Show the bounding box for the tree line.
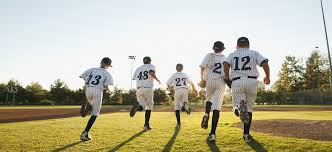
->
[1,50,331,105]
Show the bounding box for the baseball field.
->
[0,105,331,152]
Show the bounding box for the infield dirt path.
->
[0,106,331,123]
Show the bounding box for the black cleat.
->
[201,115,209,129]
[239,100,250,124]
[130,102,142,117]
[144,124,152,131]
[80,102,92,117]
[243,134,252,143]
[207,134,216,142]
[183,102,191,115]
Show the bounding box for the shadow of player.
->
[207,140,221,152]
[246,137,268,152]
[51,141,83,152]
[162,127,180,152]
[108,130,146,152]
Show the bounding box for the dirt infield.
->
[235,119,332,141]
[1,105,331,123]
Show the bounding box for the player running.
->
[79,57,114,141]
[198,41,227,142]
[130,56,161,131]
[166,63,196,129]
[223,37,270,143]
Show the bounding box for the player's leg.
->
[174,90,182,128]
[81,89,102,141]
[144,88,154,130]
[208,78,225,142]
[243,79,258,142]
[182,89,190,115]
[130,89,144,117]
[201,80,214,129]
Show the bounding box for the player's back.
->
[82,68,112,90]
[133,64,156,88]
[168,72,191,90]
[227,48,266,79]
[201,53,227,80]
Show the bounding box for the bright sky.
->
[0,0,331,90]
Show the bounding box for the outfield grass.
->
[0,111,331,152]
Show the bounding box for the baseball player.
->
[198,41,227,142]
[166,63,196,129]
[79,57,114,141]
[130,56,161,131]
[223,37,270,143]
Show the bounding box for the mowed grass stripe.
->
[0,112,331,152]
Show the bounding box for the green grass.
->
[0,111,332,152]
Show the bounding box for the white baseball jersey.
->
[80,68,114,91]
[80,68,113,116]
[225,48,268,113]
[225,48,268,80]
[166,72,192,90]
[200,53,227,80]
[133,64,156,88]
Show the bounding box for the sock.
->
[210,110,220,135]
[84,116,97,132]
[205,101,212,116]
[145,110,151,125]
[243,112,253,135]
[175,110,181,124]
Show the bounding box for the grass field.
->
[0,111,332,152]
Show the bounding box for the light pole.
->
[128,56,136,89]
[320,0,332,88]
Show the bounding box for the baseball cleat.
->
[183,102,191,115]
[130,102,142,117]
[243,134,252,143]
[176,124,181,129]
[201,115,209,129]
[207,134,216,142]
[234,107,240,117]
[80,102,92,118]
[80,131,92,141]
[144,124,152,131]
[239,100,250,124]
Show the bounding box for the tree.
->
[49,79,71,105]
[303,51,330,90]
[274,56,304,92]
[25,82,48,104]
[122,89,136,105]
[153,88,167,104]
[109,87,124,104]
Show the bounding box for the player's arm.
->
[262,63,270,85]
[223,62,230,80]
[149,70,161,84]
[200,66,205,81]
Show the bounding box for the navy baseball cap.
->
[237,37,249,44]
[143,56,151,63]
[213,41,225,49]
[176,63,183,69]
[101,57,112,66]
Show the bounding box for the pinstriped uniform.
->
[225,48,268,112]
[166,72,192,110]
[133,64,156,110]
[80,68,114,116]
[200,53,227,111]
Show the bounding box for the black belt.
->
[232,76,257,81]
[137,87,152,89]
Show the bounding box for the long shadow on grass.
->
[162,127,180,152]
[108,130,146,152]
[51,141,83,152]
[207,141,221,152]
[246,137,267,152]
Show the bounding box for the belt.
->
[232,76,257,81]
[137,87,152,89]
